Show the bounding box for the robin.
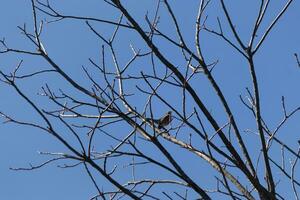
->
[146,111,172,129]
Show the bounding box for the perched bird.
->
[146,111,172,129]
[157,111,172,129]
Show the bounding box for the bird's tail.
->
[145,118,160,124]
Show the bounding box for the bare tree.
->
[0,0,299,199]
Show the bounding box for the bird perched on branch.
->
[146,111,172,129]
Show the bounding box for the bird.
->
[146,111,172,129]
[157,111,172,129]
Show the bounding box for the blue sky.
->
[0,1,300,199]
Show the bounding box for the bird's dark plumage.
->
[157,111,172,129]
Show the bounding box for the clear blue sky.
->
[0,1,300,199]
